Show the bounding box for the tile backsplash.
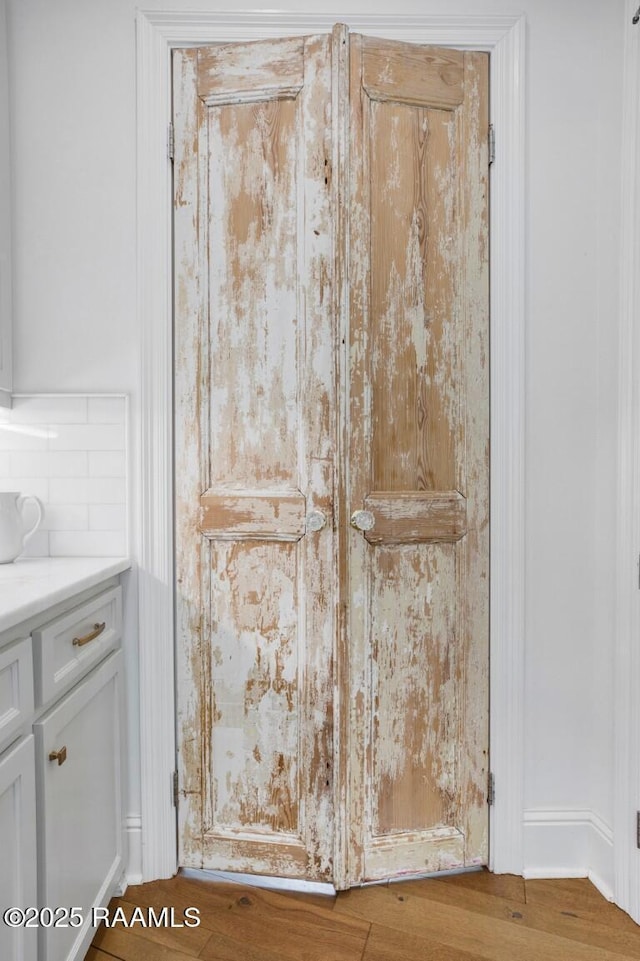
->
[0,394,128,557]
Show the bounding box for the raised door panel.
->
[174,33,336,880]
[0,735,37,961]
[345,35,489,883]
[34,651,123,961]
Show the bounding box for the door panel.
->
[174,34,336,879]
[344,35,489,884]
[369,100,459,495]
[371,543,457,836]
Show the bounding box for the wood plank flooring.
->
[88,870,640,961]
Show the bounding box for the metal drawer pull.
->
[72,621,106,647]
[49,746,67,766]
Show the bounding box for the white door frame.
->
[135,8,526,883]
[615,0,640,925]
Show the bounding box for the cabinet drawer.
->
[0,636,33,754]
[33,586,121,708]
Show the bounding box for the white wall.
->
[5,0,625,884]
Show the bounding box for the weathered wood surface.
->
[175,27,489,889]
[362,35,465,108]
[344,34,489,884]
[199,491,306,541]
[174,44,209,877]
[362,491,467,544]
[198,37,304,104]
[174,32,336,880]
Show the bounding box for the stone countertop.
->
[0,556,131,635]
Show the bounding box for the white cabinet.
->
[0,576,125,961]
[0,0,12,405]
[0,633,37,961]
[0,735,38,961]
[34,650,123,961]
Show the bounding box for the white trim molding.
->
[486,14,526,877]
[523,809,614,902]
[136,9,526,882]
[124,814,143,888]
[615,0,640,925]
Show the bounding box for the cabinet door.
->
[34,651,123,961]
[0,735,37,961]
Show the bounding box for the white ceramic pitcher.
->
[0,491,44,564]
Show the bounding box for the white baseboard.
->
[588,811,615,902]
[125,813,143,887]
[128,807,614,900]
[523,809,613,900]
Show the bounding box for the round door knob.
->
[306,510,327,533]
[350,509,375,532]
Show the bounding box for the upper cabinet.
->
[0,0,12,407]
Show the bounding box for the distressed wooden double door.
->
[174,25,489,889]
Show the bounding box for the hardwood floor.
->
[88,870,640,961]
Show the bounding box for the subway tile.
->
[9,451,50,478]
[48,478,89,504]
[47,451,89,478]
[48,424,125,452]
[0,394,129,558]
[0,478,49,502]
[88,396,127,424]
[89,504,126,532]
[88,451,126,478]
[0,427,48,451]
[49,477,126,505]
[49,531,127,557]
[42,504,89,532]
[88,478,126,504]
[9,395,88,424]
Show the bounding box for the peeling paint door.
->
[173,33,337,880]
[339,35,489,885]
[173,28,489,886]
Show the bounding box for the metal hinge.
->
[636,811,640,848]
[172,769,179,807]
[488,125,495,166]
[487,771,495,806]
[168,122,175,162]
